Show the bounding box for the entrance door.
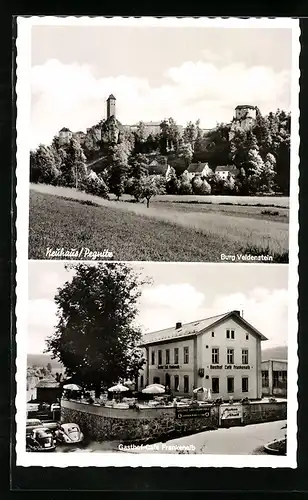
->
[184,375,189,393]
[153,377,160,384]
[165,373,170,389]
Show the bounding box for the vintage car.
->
[26,418,43,435]
[55,423,84,444]
[26,427,57,452]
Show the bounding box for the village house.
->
[215,165,239,181]
[35,377,62,404]
[261,359,287,398]
[148,159,172,179]
[138,310,267,400]
[185,162,212,181]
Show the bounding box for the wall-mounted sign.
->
[176,406,212,419]
[198,368,205,377]
[157,364,180,370]
[219,404,243,422]
[209,365,251,370]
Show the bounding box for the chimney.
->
[233,310,241,317]
[176,322,182,330]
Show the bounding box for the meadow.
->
[29,184,289,262]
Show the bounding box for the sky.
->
[30,25,292,149]
[28,261,288,354]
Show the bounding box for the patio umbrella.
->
[108,384,130,393]
[193,387,207,393]
[146,383,165,389]
[142,384,165,394]
[63,384,82,391]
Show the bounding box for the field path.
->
[30,184,289,254]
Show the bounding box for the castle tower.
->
[58,127,72,146]
[107,94,116,119]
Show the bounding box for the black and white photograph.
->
[18,17,299,263]
[15,17,299,469]
[18,260,294,467]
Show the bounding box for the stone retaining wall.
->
[61,400,218,442]
[242,401,287,425]
[61,399,287,443]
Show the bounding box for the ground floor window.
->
[165,373,170,389]
[140,375,144,388]
[273,370,287,390]
[227,377,234,393]
[153,377,160,384]
[174,375,179,392]
[212,377,219,394]
[262,370,269,387]
[184,375,189,393]
[242,377,249,393]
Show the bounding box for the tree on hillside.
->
[183,121,198,149]
[204,123,231,167]
[45,263,150,397]
[259,152,276,193]
[108,164,127,200]
[230,129,258,168]
[140,175,160,208]
[178,142,193,168]
[192,176,211,195]
[57,138,88,188]
[165,166,180,194]
[81,171,109,198]
[193,120,204,154]
[246,148,265,194]
[159,118,182,153]
[30,145,61,185]
[179,172,193,195]
[106,143,129,199]
[145,133,160,153]
[47,362,52,373]
[128,153,149,179]
[134,121,147,143]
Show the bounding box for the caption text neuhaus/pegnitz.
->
[45,247,113,259]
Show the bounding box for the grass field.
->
[29,184,289,262]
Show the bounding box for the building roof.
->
[139,310,268,346]
[107,94,116,100]
[148,163,169,175]
[35,378,60,389]
[235,105,256,110]
[261,359,288,364]
[187,162,208,173]
[59,127,71,133]
[215,165,239,174]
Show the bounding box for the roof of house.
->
[187,162,208,173]
[139,310,268,346]
[59,127,71,133]
[148,163,169,175]
[235,105,256,110]
[107,94,116,100]
[215,165,239,174]
[35,378,60,389]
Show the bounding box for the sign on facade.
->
[176,406,212,419]
[219,404,243,422]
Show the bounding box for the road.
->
[56,420,286,455]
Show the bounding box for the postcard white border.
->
[16,16,300,468]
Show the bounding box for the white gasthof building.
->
[138,310,268,400]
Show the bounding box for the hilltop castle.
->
[58,96,258,146]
